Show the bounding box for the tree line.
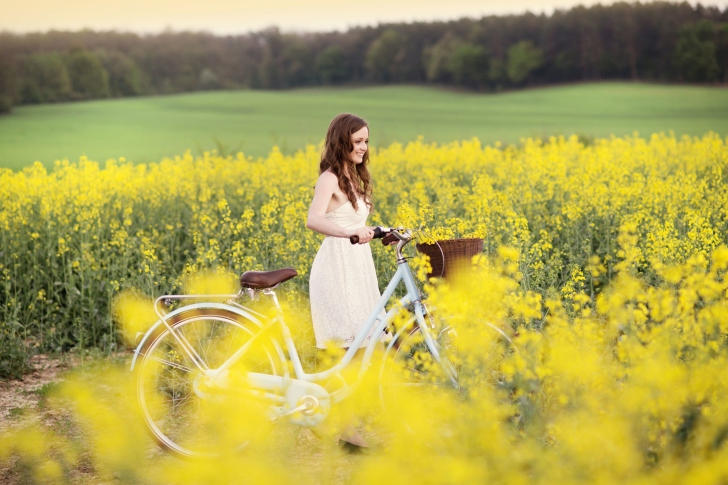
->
[0,1,727,113]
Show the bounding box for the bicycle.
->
[130,227,513,458]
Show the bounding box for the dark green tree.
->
[97,50,144,96]
[716,23,728,83]
[198,68,220,90]
[450,43,489,88]
[0,51,17,113]
[424,33,460,83]
[507,40,544,85]
[65,47,110,99]
[674,20,720,82]
[257,29,284,89]
[18,53,72,104]
[315,45,347,85]
[611,2,640,79]
[365,29,410,83]
[279,37,314,87]
[488,58,507,88]
[257,49,278,89]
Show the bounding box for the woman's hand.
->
[351,226,375,244]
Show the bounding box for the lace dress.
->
[309,198,383,349]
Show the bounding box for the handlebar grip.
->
[350,226,385,244]
[381,233,398,246]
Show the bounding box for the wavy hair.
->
[319,113,373,212]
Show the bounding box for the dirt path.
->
[0,354,364,484]
[0,354,75,432]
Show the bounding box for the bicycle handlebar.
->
[350,226,388,244]
[350,227,412,262]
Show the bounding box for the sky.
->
[2,0,727,35]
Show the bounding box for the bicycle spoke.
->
[386,382,452,388]
[144,354,194,374]
[160,392,196,421]
[380,322,464,433]
[136,311,285,458]
[247,360,269,373]
[190,322,203,362]
[224,326,235,362]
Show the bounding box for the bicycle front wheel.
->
[135,308,287,458]
[379,318,459,418]
[379,314,514,431]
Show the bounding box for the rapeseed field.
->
[2,133,728,483]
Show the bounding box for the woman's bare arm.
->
[306,172,373,243]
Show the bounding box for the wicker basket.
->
[415,238,484,279]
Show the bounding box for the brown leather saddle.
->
[239,268,298,289]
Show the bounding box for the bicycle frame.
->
[281,257,447,392]
[131,232,458,407]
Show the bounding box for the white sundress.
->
[309,198,384,349]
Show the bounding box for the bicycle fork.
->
[409,306,460,388]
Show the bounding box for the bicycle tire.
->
[379,317,458,421]
[135,308,287,458]
[379,313,514,431]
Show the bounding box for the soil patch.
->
[0,354,76,432]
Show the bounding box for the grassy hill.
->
[0,82,727,170]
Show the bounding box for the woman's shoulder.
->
[313,171,341,197]
[317,170,339,187]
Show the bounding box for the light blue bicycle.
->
[131,227,510,458]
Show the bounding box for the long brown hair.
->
[320,113,373,212]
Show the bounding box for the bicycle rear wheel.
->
[135,308,286,458]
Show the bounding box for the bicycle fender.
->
[129,302,265,372]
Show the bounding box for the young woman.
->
[306,113,383,449]
[306,113,383,350]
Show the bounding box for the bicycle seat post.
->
[245,288,261,301]
[262,288,281,309]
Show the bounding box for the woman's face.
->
[349,126,369,164]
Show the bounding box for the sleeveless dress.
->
[309,198,384,349]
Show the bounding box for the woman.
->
[306,113,382,450]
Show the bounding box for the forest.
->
[0,1,727,113]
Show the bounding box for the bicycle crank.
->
[193,370,331,427]
[255,374,330,427]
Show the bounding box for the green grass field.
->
[1,82,727,170]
